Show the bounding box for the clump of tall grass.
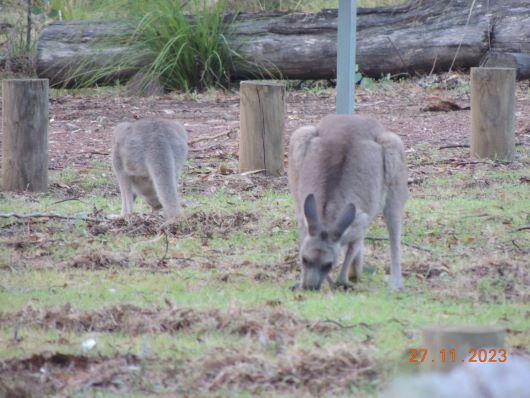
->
[134,0,235,91]
[66,0,243,92]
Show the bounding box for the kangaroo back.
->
[291,115,389,224]
[288,114,407,291]
[111,118,188,220]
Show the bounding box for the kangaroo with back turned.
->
[288,114,408,291]
[111,118,188,221]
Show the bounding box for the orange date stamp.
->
[409,348,508,363]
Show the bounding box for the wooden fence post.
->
[421,325,505,372]
[471,67,516,161]
[239,81,285,176]
[2,79,49,192]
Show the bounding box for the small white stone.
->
[81,338,96,352]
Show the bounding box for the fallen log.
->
[35,0,530,86]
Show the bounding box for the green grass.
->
[1,144,529,396]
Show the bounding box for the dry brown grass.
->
[1,302,342,339]
[0,344,378,396]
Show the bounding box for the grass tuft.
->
[61,0,251,92]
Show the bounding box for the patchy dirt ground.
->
[1,76,529,397]
[0,75,528,171]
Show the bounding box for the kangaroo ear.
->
[331,203,356,242]
[304,194,321,236]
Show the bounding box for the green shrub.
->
[64,0,243,92]
[126,0,237,91]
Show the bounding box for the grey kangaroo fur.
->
[288,114,408,291]
[111,118,188,220]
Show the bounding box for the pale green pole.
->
[336,0,357,114]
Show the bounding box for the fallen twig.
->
[365,236,433,253]
[310,319,372,330]
[439,144,470,150]
[240,169,265,176]
[188,142,226,152]
[189,131,231,145]
[428,53,438,76]
[158,232,169,265]
[49,197,87,206]
[448,0,477,74]
[357,100,385,107]
[438,142,521,150]
[0,221,20,230]
[514,225,530,232]
[411,159,511,168]
[512,240,529,253]
[386,36,407,70]
[0,212,103,222]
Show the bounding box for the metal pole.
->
[336,0,357,114]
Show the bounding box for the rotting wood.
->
[35,0,530,87]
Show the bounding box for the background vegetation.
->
[0,0,406,90]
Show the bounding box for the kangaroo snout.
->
[301,275,324,290]
[301,262,331,290]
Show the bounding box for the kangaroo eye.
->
[322,262,333,273]
[302,257,310,266]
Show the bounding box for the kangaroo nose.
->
[302,268,324,291]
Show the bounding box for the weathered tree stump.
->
[422,325,505,372]
[239,81,285,176]
[2,79,49,192]
[471,67,516,161]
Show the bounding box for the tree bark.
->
[35,0,530,86]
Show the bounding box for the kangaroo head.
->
[299,194,356,290]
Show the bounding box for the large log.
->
[35,0,530,86]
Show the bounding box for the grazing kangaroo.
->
[288,114,408,291]
[111,118,188,221]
